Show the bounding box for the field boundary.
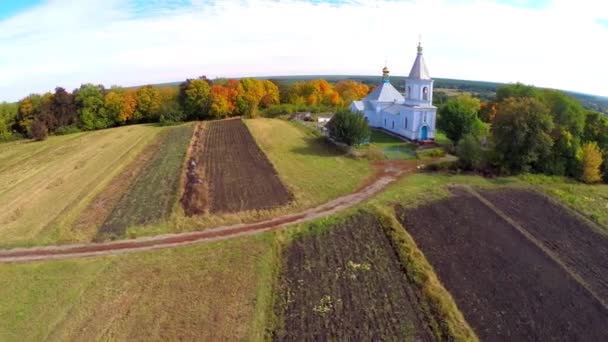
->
[461,185,608,312]
[0,162,415,263]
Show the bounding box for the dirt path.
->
[0,161,417,263]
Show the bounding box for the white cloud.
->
[0,0,606,102]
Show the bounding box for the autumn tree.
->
[492,97,554,173]
[179,79,211,120]
[36,92,58,133]
[16,94,41,135]
[134,85,162,122]
[209,84,238,119]
[335,80,369,105]
[580,142,603,183]
[75,84,107,130]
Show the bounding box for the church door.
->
[420,126,428,140]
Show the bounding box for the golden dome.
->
[382,66,389,74]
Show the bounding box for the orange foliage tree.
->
[335,80,370,105]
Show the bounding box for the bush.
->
[416,147,446,159]
[55,125,82,135]
[326,110,370,146]
[31,120,49,141]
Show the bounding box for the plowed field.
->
[482,189,608,303]
[274,213,433,341]
[397,190,608,341]
[182,119,291,215]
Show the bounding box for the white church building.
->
[350,43,437,141]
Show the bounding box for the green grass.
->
[245,118,372,208]
[97,124,194,240]
[0,234,278,342]
[359,130,417,160]
[0,125,162,248]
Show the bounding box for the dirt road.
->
[0,161,417,263]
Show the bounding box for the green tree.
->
[75,84,107,130]
[327,110,371,146]
[492,97,554,173]
[0,102,18,139]
[179,79,211,120]
[542,89,585,136]
[456,134,483,170]
[437,94,483,143]
[583,111,608,149]
[496,83,540,102]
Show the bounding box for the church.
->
[350,43,437,141]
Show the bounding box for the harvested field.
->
[397,190,608,341]
[97,124,194,240]
[481,189,608,303]
[182,119,291,215]
[274,213,433,341]
[0,125,160,247]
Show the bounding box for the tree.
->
[583,111,608,150]
[335,80,369,105]
[492,97,554,173]
[326,110,371,146]
[134,85,162,122]
[542,89,585,136]
[179,79,211,120]
[437,94,483,143]
[260,80,280,108]
[0,102,18,139]
[52,87,77,127]
[36,92,58,133]
[75,84,107,130]
[496,83,540,102]
[580,142,603,183]
[16,94,41,136]
[236,78,266,117]
[209,84,238,119]
[158,100,185,125]
[457,134,483,170]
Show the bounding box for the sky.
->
[0,0,607,102]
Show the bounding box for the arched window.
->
[407,86,411,99]
[405,117,408,129]
[423,87,429,101]
[384,118,387,127]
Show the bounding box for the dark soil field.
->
[481,189,608,303]
[182,119,291,215]
[396,190,608,341]
[97,124,194,239]
[274,213,433,341]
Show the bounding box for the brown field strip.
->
[397,190,608,341]
[182,119,292,215]
[274,213,434,341]
[480,188,608,304]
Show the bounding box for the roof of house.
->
[408,44,431,80]
[364,82,405,103]
[351,101,364,111]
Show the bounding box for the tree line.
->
[0,77,370,141]
[438,83,608,184]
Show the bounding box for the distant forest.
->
[255,76,608,115]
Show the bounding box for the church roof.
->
[383,104,402,114]
[364,82,404,103]
[351,101,364,111]
[408,43,431,80]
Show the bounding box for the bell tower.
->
[405,42,434,107]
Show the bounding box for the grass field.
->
[246,118,372,208]
[0,234,277,342]
[0,125,162,248]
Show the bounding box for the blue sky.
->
[0,0,606,102]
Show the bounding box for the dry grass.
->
[0,125,162,248]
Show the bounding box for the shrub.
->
[416,147,446,160]
[365,145,385,161]
[31,120,49,141]
[54,125,82,135]
[326,110,370,146]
